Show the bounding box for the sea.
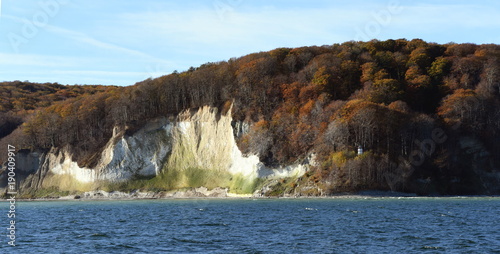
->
[1,197,499,253]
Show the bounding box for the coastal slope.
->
[1,39,500,197]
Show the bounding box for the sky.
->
[1,0,500,86]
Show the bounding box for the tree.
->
[408,47,432,69]
[246,120,273,160]
[477,59,500,96]
[428,57,452,82]
[438,89,482,131]
[367,79,402,104]
[405,65,431,89]
[324,119,349,151]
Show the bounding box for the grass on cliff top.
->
[103,167,262,194]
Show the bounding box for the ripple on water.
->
[8,198,500,253]
[91,233,109,237]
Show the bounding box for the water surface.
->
[2,197,499,253]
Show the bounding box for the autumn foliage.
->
[2,39,500,195]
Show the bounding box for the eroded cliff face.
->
[14,105,310,194]
[166,106,260,178]
[18,117,173,192]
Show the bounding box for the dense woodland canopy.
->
[0,82,114,145]
[2,39,500,194]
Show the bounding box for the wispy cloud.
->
[115,2,500,57]
[2,0,500,86]
[119,8,360,45]
[113,7,368,63]
[44,25,172,65]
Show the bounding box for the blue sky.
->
[1,0,500,86]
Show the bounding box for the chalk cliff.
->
[13,105,310,195]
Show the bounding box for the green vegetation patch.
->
[19,186,75,199]
[265,177,299,197]
[102,168,261,194]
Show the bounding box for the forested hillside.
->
[0,82,115,140]
[2,39,500,195]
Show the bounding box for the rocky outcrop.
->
[70,187,229,199]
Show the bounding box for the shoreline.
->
[3,190,499,202]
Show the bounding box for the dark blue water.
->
[1,197,499,253]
